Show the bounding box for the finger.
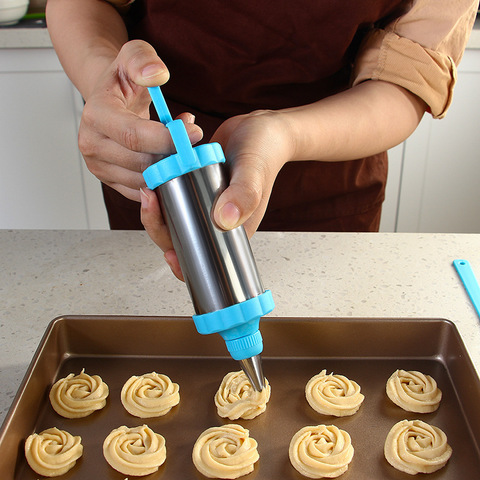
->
[104,181,143,203]
[140,188,174,252]
[118,39,170,87]
[88,159,147,191]
[164,250,184,282]
[82,100,203,158]
[87,103,203,154]
[82,122,202,188]
[176,112,196,124]
[140,188,185,281]
[214,153,271,231]
[80,128,163,172]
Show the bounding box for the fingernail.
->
[189,127,203,144]
[164,252,173,269]
[140,187,149,208]
[141,64,165,79]
[164,250,176,269]
[218,202,241,230]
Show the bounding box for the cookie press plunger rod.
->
[143,86,274,391]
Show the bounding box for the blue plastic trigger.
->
[148,86,173,124]
[166,120,197,171]
[148,86,197,170]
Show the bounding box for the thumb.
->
[213,157,267,232]
[118,39,170,87]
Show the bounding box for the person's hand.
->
[140,109,296,280]
[140,186,185,281]
[78,39,203,202]
[210,110,295,238]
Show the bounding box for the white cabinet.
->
[381,48,480,233]
[0,48,108,229]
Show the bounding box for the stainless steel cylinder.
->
[155,162,264,315]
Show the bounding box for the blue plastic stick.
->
[453,259,480,319]
[148,86,172,125]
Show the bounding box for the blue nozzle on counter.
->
[192,290,274,361]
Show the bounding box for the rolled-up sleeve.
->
[353,0,478,118]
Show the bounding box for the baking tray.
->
[1,316,480,479]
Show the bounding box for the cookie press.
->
[143,86,274,391]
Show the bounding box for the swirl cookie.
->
[121,372,180,418]
[192,424,259,479]
[103,425,166,476]
[386,369,442,413]
[289,425,354,479]
[49,369,109,418]
[25,427,83,477]
[384,419,452,475]
[215,370,271,420]
[305,369,364,417]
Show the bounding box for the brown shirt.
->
[103,0,477,232]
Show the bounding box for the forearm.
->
[46,0,128,99]
[284,80,427,162]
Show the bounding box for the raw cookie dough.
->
[384,419,452,475]
[305,369,364,417]
[215,370,271,420]
[289,425,354,479]
[386,369,442,413]
[192,424,259,479]
[121,372,180,418]
[49,369,109,418]
[103,425,166,476]
[25,427,83,477]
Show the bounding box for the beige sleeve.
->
[353,0,478,118]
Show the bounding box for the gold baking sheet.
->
[1,316,479,479]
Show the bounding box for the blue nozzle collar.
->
[192,290,274,360]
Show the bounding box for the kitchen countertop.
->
[1,230,480,426]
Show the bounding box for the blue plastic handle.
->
[453,259,480,319]
[148,86,172,124]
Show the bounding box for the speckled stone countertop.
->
[1,230,480,425]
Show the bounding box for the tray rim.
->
[1,315,480,478]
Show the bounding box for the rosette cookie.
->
[121,372,180,418]
[49,368,109,418]
[215,370,271,420]
[305,369,364,417]
[103,425,166,476]
[192,424,259,479]
[289,425,354,479]
[25,427,83,477]
[384,419,452,475]
[386,369,442,413]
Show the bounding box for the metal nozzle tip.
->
[239,354,265,392]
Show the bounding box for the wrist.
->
[275,107,313,163]
[249,109,298,169]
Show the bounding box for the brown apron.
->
[103,0,411,232]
